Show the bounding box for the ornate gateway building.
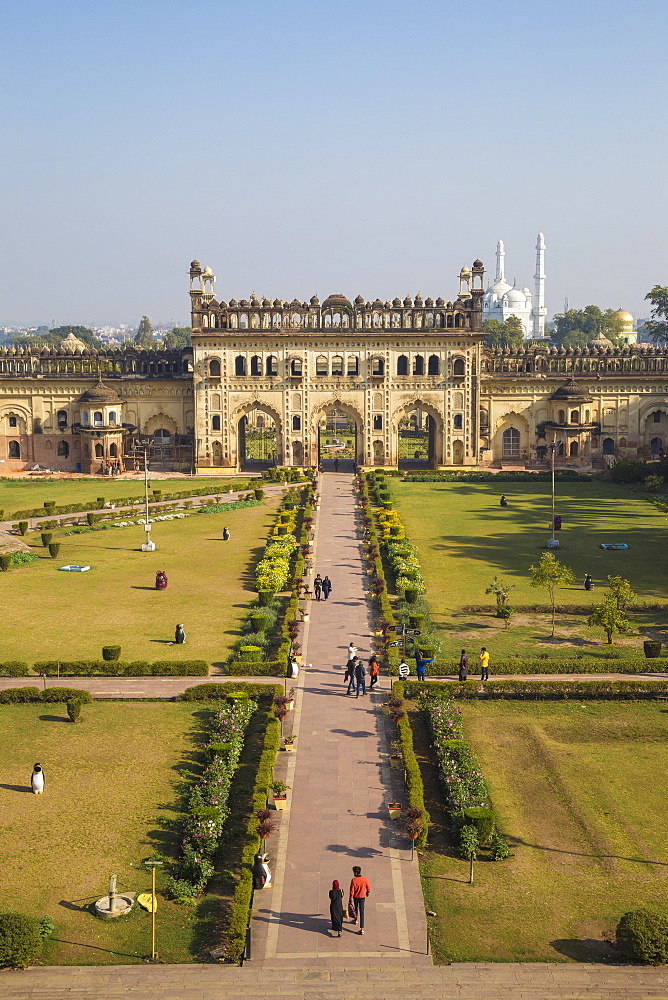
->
[1,258,667,474]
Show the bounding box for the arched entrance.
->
[233,403,283,471]
[394,401,443,468]
[311,401,363,471]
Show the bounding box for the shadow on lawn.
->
[0,783,32,794]
[38,714,70,722]
[507,835,668,866]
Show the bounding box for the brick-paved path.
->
[250,472,431,967]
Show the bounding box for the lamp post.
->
[141,447,156,551]
[144,860,163,961]
[548,435,559,549]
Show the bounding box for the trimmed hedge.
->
[390,656,667,677]
[9,484,259,520]
[616,909,668,964]
[31,660,209,677]
[400,679,668,700]
[394,712,430,848]
[462,603,668,615]
[0,911,44,969]
[180,682,279,701]
[0,662,30,677]
[225,693,282,962]
[0,687,93,704]
[401,470,591,483]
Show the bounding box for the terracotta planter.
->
[388,802,403,821]
[283,742,295,752]
[389,754,403,770]
[273,794,288,810]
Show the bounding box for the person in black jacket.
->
[322,576,332,600]
[458,648,468,681]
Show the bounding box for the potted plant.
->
[255,809,275,839]
[389,740,403,768]
[283,736,296,752]
[388,801,403,821]
[286,688,296,711]
[271,780,290,810]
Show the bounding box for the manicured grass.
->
[0,476,246,519]
[0,499,279,666]
[418,700,668,963]
[390,480,668,659]
[0,702,212,964]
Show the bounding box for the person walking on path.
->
[322,575,332,600]
[346,657,358,695]
[368,653,380,689]
[349,866,371,934]
[346,641,358,669]
[480,646,490,681]
[328,879,344,936]
[458,648,468,681]
[354,657,367,698]
[414,648,434,681]
[314,574,323,601]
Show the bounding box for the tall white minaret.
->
[532,232,546,338]
[496,239,505,283]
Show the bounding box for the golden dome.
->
[615,308,633,324]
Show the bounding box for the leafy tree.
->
[643,285,668,345]
[551,305,626,347]
[459,824,479,885]
[485,575,516,616]
[134,315,155,348]
[12,325,103,350]
[528,552,575,636]
[606,575,637,611]
[587,596,632,644]
[162,326,192,348]
[482,315,525,349]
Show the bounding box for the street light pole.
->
[142,446,156,551]
[548,434,559,549]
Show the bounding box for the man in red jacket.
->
[349,865,371,934]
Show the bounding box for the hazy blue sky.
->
[1,0,666,327]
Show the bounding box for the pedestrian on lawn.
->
[322,576,332,600]
[480,646,490,682]
[458,648,468,682]
[329,879,344,936]
[349,866,371,934]
[414,648,434,681]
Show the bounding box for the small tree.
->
[66,698,82,723]
[606,575,637,611]
[485,576,515,617]
[528,552,575,636]
[460,824,479,885]
[587,597,632,644]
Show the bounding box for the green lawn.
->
[0,476,246,520]
[390,480,668,659]
[0,499,279,666]
[418,700,668,963]
[0,702,212,964]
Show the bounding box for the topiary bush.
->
[0,911,44,968]
[40,532,53,547]
[616,909,668,964]
[0,554,11,572]
[461,806,495,846]
[66,698,82,723]
[18,521,28,536]
[644,640,662,659]
[102,645,121,662]
[48,542,61,559]
[238,645,263,662]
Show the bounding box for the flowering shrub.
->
[425,696,489,813]
[255,532,298,593]
[167,698,256,901]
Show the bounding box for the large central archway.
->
[310,398,364,471]
[393,399,444,468]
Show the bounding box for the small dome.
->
[615,309,633,323]
[310,295,320,306]
[503,287,527,307]
[229,298,238,308]
[403,296,412,307]
[190,259,201,269]
[551,377,592,402]
[588,331,613,350]
[436,297,445,306]
[79,378,122,405]
[460,266,471,276]
[322,293,352,310]
[414,294,424,306]
[393,297,402,307]
[355,295,365,305]
[239,299,249,307]
[274,299,282,308]
[202,266,214,277]
[425,297,434,307]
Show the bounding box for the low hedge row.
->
[31,660,209,677]
[389,656,666,677]
[401,470,591,482]
[462,603,668,615]
[399,679,668,700]
[0,662,30,676]
[221,660,282,676]
[10,484,256,520]
[394,711,430,847]
[225,693,281,962]
[0,687,93,704]
[180,682,279,701]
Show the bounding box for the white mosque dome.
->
[503,287,528,307]
[484,278,511,306]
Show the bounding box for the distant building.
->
[482,234,546,339]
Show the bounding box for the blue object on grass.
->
[599,543,629,550]
[58,564,91,572]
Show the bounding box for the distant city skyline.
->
[1,0,666,327]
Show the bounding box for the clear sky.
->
[1,0,666,327]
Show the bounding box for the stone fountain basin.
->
[94,892,135,919]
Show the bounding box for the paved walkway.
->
[2,961,668,997]
[250,472,431,967]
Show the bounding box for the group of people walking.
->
[313,573,332,601]
[343,641,379,696]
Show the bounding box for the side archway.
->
[491,411,531,464]
[231,400,284,471]
[392,399,444,467]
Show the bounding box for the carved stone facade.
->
[1,261,667,474]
